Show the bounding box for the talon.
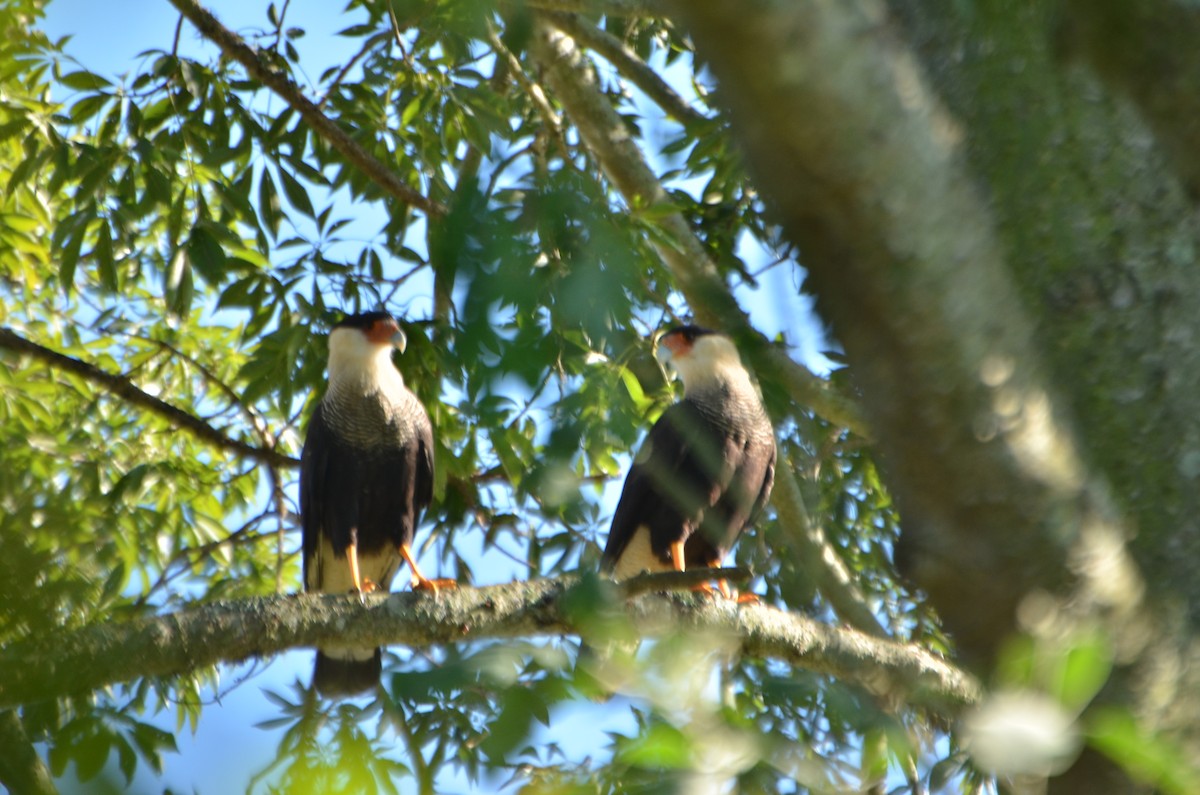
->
[412,577,458,594]
[361,578,378,593]
[734,592,760,604]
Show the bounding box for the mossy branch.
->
[0,575,978,717]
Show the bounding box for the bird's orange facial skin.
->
[366,317,401,345]
[660,330,694,359]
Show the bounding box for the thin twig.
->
[486,21,569,160]
[165,0,446,218]
[319,31,388,109]
[0,326,298,469]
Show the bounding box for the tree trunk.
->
[671,0,1200,789]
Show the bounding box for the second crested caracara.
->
[301,312,454,696]
[601,326,776,597]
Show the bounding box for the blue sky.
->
[36,1,833,791]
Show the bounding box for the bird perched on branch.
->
[301,311,454,696]
[601,325,776,600]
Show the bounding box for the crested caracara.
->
[301,311,454,696]
[601,326,776,598]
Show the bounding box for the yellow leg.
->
[346,542,376,600]
[675,541,718,597]
[347,542,362,591]
[400,543,457,593]
[710,556,758,603]
[670,541,687,572]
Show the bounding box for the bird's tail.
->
[312,648,381,697]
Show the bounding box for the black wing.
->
[686,432,775,566]
[302,404,435,591]
[301,404,364,591]
[355,412,434,556]
[601,401,734,572]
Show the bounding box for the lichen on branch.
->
[0,574,978,716]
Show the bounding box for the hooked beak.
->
[391,328,408,353]
[654,330,678,376]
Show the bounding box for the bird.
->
[300,311,454,696]
[600,325,776,600]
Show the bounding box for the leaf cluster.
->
[0,1,952,792]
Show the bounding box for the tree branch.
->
[544,12,708,127]
[771,457,887,637]
[0,326,298,469]
[529,17,885,637]
[0,576,979,717]
[530,15,870,439]
[616,565,751,597]
[525,0,665,17]
[164,0,446,218]
[1059,0,1200,198]
[666,0,1147,666]
[0,710,56,795]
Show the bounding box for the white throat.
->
[669,335,752,395]
[327,327,406,393]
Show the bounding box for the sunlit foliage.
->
[0,0,970,792]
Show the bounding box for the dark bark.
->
[1059,0,1200,199]
[885,0,1200,626]
[669,0,1127,666]
[668,0,1200,789]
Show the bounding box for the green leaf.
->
[0,212,42,233]
[1088,708,1200,795]
[57,209,92,295]
[258,170,282,238]
[165,246,193,317]
[618,722,693,768]
[68,93,110,124]
[59,70,112,90]
[278,167,315,218]
[131,721,178,774]
[186,224,227,284]
[619,365,652,410]
[94,218,117,291]
[74,730,110,781]
[479,687,546,763]
[400,96,422,127]
[1052,630,1113,711]
[116,735,137,783]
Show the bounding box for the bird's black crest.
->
[663,324,718,342]
[334,311,396,330]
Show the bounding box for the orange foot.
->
[694,581,759,603]
[412,577,458,595]
[346,579,378,604]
